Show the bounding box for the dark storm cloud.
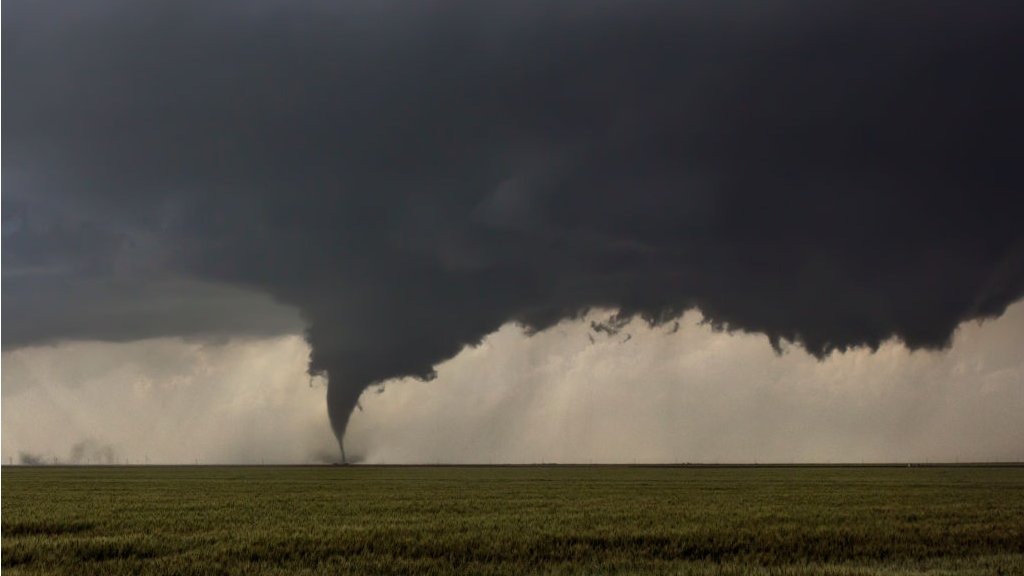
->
[5,0,1023,454]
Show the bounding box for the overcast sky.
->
[4,1,1023,462]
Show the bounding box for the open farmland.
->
[3,465,1023,575]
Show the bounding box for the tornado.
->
[4,1,1023,463]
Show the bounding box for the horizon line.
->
[5,462,1023,468]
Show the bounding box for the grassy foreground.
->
[2,465,1023,575]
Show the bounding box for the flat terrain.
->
[3,465,1023,575]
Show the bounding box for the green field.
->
[2,465,1023,575]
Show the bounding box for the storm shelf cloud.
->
[4,0,1023,459]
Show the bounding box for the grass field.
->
[2,465,1023,575]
